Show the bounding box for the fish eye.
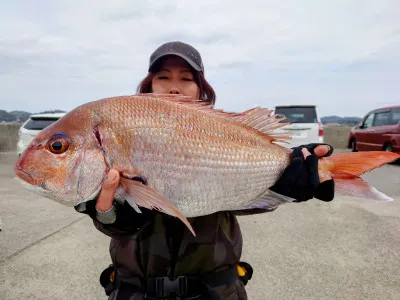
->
[47,134,69,154]
[52,141,63,151]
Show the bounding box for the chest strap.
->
[112,265,239,299]
[101,262,253,299]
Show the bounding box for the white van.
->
[17,113,66,156]
[274,105,324,148]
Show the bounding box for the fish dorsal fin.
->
[135,93,291,143]
[230,107,291,143]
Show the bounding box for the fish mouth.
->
[14,167,42,186]
[14,168,80,207]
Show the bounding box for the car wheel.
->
[384,143,393,152]
[383,143,399,164]
[350,139,357,152]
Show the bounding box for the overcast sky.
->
[0,0,399,117]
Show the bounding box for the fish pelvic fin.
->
[119,177,196,236]
[325,151,400,201]
[136,93,291,144]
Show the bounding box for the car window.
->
[23,118,60,130]
[389,108,400,125]
[362,113,374,128]
[372,111,390,127]
[274,107,317,124]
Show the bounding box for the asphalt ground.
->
[0,151,399,299]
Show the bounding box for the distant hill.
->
[9,110,30,116]
[321,115,362,126]
[0,109,66,124]
[0,110,17,123]
[9,110,32,123]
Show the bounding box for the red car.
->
[348,105,400,154]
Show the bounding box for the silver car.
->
[274,105,324,148]
[17,113,66,156]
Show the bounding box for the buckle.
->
[155,276,188,298]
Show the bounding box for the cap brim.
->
[148,52,203,73]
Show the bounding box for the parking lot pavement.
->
[1,151,400,299]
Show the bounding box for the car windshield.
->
[275,107,318,124]
[23,117,60,130]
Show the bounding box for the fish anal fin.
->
[237,189,295,212]
[119,177,196,236]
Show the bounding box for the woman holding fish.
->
[15,40,398,298]
[76,41,336,299]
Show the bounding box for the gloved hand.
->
[75,170,155,232]
[270,143,335,202]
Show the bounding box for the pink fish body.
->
[14,94,400,235]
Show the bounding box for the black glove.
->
[270,143,335,202]
[75,198,155,234]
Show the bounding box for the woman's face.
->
[151,56,200,99]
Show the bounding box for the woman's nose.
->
[169,88,181,94]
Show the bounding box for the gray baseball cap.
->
[148,41,205,74]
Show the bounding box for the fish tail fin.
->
[326,151,400,201]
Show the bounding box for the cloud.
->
[0,0,399,117]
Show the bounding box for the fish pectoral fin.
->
[119,177,196,236]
